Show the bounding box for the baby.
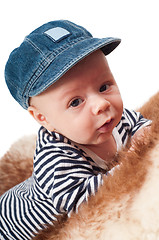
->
[0,20,151,240]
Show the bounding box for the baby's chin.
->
[82,134,112,147]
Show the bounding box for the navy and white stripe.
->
[0,108,151,239]
[116,108,151,146]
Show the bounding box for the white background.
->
[0,0,158,157]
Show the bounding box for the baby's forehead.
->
[33,50,109,100]
[52,50,108,84]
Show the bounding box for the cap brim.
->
[29,37,121,98]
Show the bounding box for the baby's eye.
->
[70,98,83,107]
[99,84,109,92]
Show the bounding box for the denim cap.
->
[5,20,121,109]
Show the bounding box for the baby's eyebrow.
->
[59,87,79,100]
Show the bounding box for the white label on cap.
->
[44,27,71,42]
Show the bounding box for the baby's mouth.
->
[97,118,114,133]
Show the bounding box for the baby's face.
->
[29,50,123,147]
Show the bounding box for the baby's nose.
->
[91,96,110,115]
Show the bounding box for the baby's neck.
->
[85,135,117,163]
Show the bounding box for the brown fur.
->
[1,92,159,239]
[0,135,36,195]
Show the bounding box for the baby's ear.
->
[28,106,55,131]
[28,106,46,125]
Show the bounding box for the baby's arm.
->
[50,161,104,216]
[120,108,152,145]
[34,146,104,217]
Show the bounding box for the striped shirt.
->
[0,109,151,240]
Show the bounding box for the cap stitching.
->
[24,36,89,101]
[25,37,46,59]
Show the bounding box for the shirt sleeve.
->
[116,108,151,145]
[34,144,103,216]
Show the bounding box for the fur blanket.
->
[0,92,159,240]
